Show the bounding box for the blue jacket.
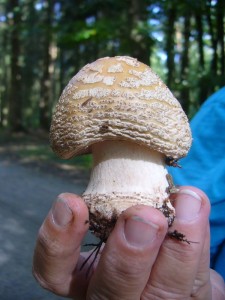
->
[169,87,225,279]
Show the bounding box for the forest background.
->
[0,0,225,133]
[1,2,225,299]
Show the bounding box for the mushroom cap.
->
[50,56,192,159]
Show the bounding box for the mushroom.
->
[50,56,192,241]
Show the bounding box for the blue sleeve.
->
[169,87,225,279]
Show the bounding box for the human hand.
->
[32,187,225,299]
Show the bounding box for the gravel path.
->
[0,153,96,300]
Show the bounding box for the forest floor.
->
[0,131,96,300]
[0,130,92,180]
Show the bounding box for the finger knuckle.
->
[37,226,64,258]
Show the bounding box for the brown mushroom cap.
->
[50,56,192,159]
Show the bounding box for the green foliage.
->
[0,0,225,131]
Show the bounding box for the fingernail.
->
[52,198,73,227]
[175,189,202,221]
[124,216,159,247]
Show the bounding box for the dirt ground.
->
[0,134,97,300]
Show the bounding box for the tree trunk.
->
[127,0,152,65]
[8,0,23,131]
[39,0,53,131]
[195,2,210,105]
[0,25,9,128]
[180,15,191,113]
[217,0,225,85]
[195,12,205,69]
[164,3,176,88]
[206,0,218,89]
[22,0,38,129]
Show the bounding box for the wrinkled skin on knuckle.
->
[36,225,65,259]
[97,248,150,298]
[32,228,67,294]
[106,247,149,279]
[142,284,191,300]
[163,239,199,263]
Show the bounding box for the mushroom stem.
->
[83,140,174,240]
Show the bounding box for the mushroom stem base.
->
[83,140,176,241]
[84,196,175,241]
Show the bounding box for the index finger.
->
[32,193,89,297]
[87,205,168,300]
